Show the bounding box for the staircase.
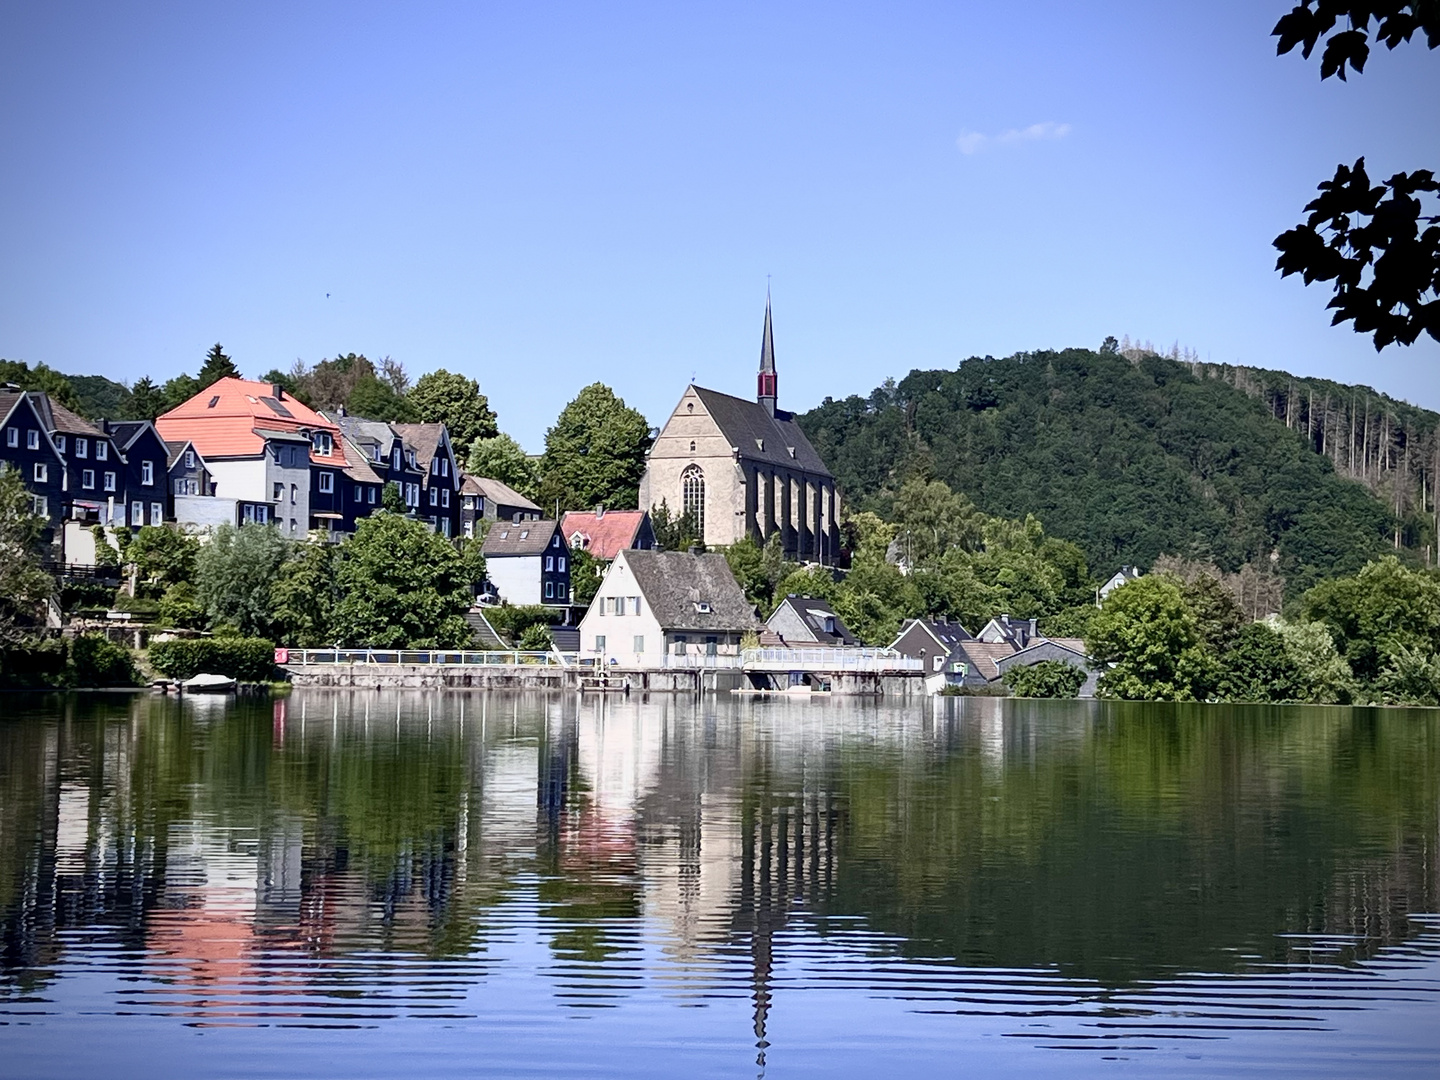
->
[465,608,506,648]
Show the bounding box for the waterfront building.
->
[578,549,759,669]
[391,423,462,538]
[481,518,571,607]
[638,297,841,563]
[763,594,858,647]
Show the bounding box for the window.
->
[207,395,220,408]
[431,458,439,475]
[558,556,566,572]
[274,482,284,501]
[407,450,416,468]
[441,488,449,508]
[392,448,401,470]
[353,485,362,501]
[83,469,95,489]
[689,440,696,452]
[428,487,437,506]
[291,483,298,504]
[441,518,451,538]
[5,427,16,447]
[32,463,46,483]
[933,655,944,672]
[545,555,553,571]
[633,635,645,653]
[185,450,195,468]
[141,461,154,486]
[545,581,554,599]
[629,596,641,615]
[150,502,163,525]
[76,438,88,458]
[312,431,333,456]
[54,435,65,453]
[290,519,298,534]
[440,458,449,477]
[26,430,39,450]
[682,464,705,537]
[368,487,377,504]
[131,501,143,525]
[95,441,107,461]
[594,635,606,651]
[103,471,116,492]
[464,521,474,538]
[319,471,334,494]
[33,495,47,517]
[555,582,566,600]
[552,535,560,548]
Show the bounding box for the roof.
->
[560,509,648,561]
[339,437,383,483]
[767,595,858,646]
[464,475,540,511]
[326,413,399,451]
[391,423,447,471]
[164,439,200,468]
[481,519,561,557]
[894,618,975,655]
[620,550,759,632]
[689,386,832,476]
[953,641,1022,682]
[41,397,105,438]
[156,377,348,467]
[102,420,152,451]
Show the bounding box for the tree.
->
[0,359,81,410]
[467,434,540,499]
[540,383,651,511]
[1175,572,1245,653]
[569,547,603,607]
[194,523,291,637]
[329,512,473,647]
[1086,577,1217,701]
[1376,642,1440,704]
[1272,618,1356,703]
[126,377,167,420]
[1216,623,1302,702]
[723,536,772,610]
[1272,3,1439,348]
[517,622,554,651]
[124,526,200,593]
[1002,659,1086,698]
[258,366,307,403]
[892,478,983,564]
[650,500,700,551]
[1302,555,1440,682]
[408,370,499,448]
[157,582,205,629]
[270,539,338,647]
[382,481,405,513]
[162,373,202,412]
[347,375,418,422]
[0,466,54,647]
[197,343,239,386]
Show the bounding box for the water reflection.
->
[1,692,1436,1076]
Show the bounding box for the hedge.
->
[0,635,141,689]
[148,637,277,682]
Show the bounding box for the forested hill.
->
[797,347,1432,595]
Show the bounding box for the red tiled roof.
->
[560,509,647,561]
[156,377,348,467]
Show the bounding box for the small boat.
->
[182,673,237,693]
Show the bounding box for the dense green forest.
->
[798,345,1431,596]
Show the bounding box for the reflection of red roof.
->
[156,377,348,467]
[560,510,647,561]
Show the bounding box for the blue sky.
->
[2,1,1437,449]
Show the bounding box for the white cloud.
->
[956,121,1071,155]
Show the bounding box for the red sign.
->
[274,648,289,664]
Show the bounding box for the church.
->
[639,297,841,564]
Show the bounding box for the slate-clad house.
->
[102,420,173,528]
[481,519,571,606]
[891,614,1096,695]
[392,423,461,538]
[324,412,432,524]
[460,476,541,536]
[764,594,858,647]
[639,297,841,562]
[338,436,385,530]
[578,549,760,669]
[40,401,124,526]
[1,388,69,543]
[891,617,977,686]
[166,439,213,498]
[157,377,347,535]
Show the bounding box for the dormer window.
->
[312,431,333,456]
[787,446,796,458]
[755,438,764,452]
[392,448,401,470]
[694,602,712,614]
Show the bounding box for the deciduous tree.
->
[540,383,651,511]
[1087,577,1217,701]
[408,370,498,448]
[194,523,291,638]
[467,434,540,499]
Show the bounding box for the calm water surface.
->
[1,691,1436,1078]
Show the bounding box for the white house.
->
[481,519,571,606]
[578,549,759,669]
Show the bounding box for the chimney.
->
[1028,618,1038,642]
[337,403,346,417]
[595,504,604,519]
[272,384,285,400]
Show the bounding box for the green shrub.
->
[61,581,116,612]
[1002,659,1087,699]
[158,582,205,629]
[517,623,554,651]
[70,634,141,687]
[148,637,276,681]
[0,637,70,688]
[486,604,561,644]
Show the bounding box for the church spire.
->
[757,288,777,417]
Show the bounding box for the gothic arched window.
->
[682,464,705,537]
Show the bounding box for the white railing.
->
[282,648,586,668]
[741,647,923,672]
[661,652,746,670]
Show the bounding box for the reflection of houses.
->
[639,297,840,562]
[578,549,759,668]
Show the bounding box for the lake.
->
[1,691,1436,1078]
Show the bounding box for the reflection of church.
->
[639,297,841,563]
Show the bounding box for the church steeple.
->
[757,290,777,417]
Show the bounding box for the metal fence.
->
[281,648,586,668]
[661,652,746,670]
[741,647,923,672]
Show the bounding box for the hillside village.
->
[5,307,1440,704]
